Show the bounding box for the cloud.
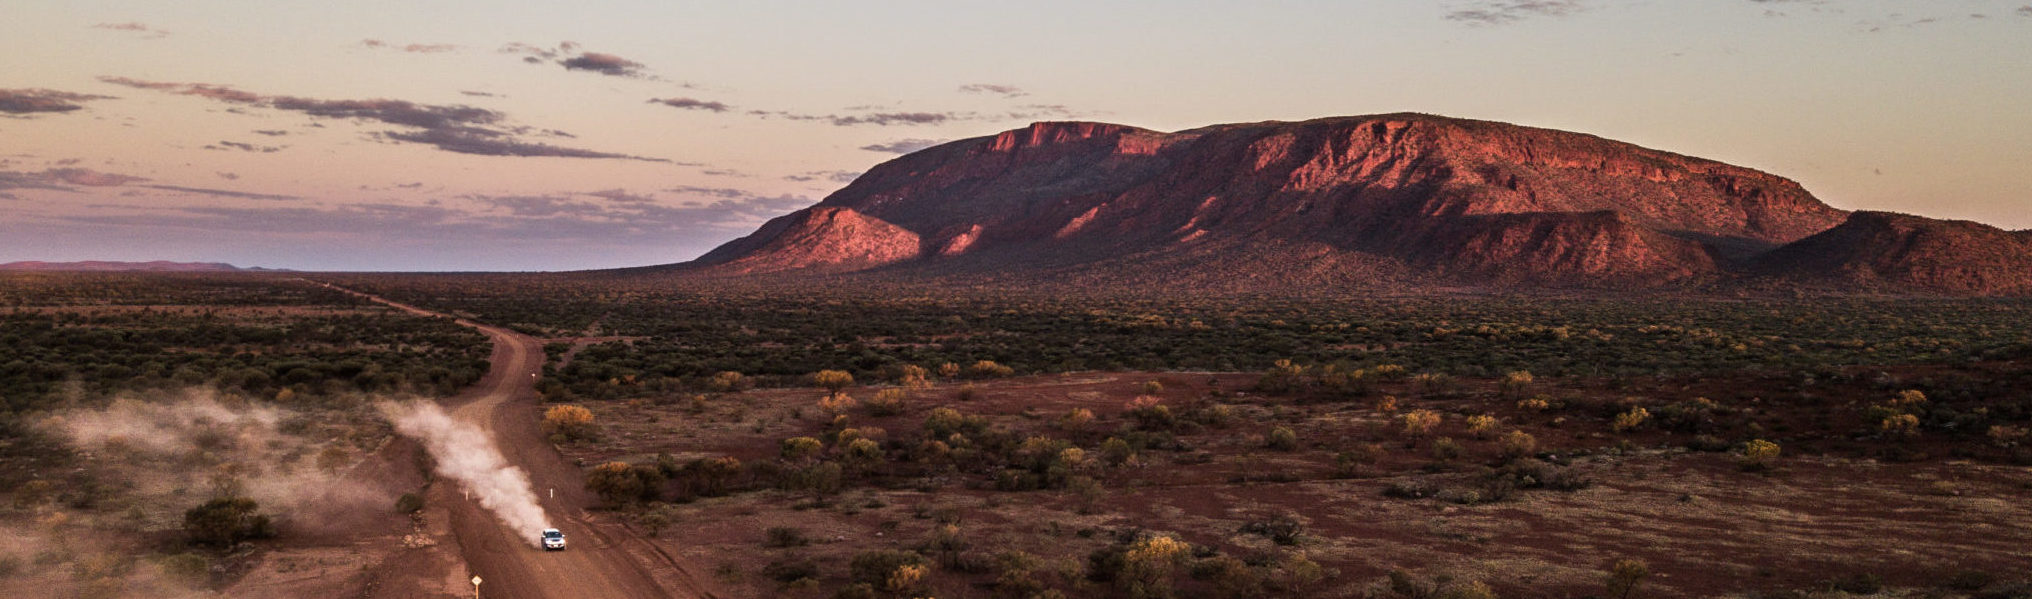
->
[98,76,665,161]
[361,39,459,53]
[0,89,116,115]
[503,42,656,78]
[380,129,663,161]
[205,140,284,153]
[561,53,648,77]
[0,167,147,190]
[1,167,296,200]
[139,184,299,201]
[92,22,169,38]
[55,187,811,244]
[958,83,1027,97]
[749,103,1092,128]
[859,138,946,154]
[253,129,289,136]
[783,170,864,183]
[650,97,731,112]
[2019,5,2031,16]
[460,90,501,98]
[1444,1,1588,25]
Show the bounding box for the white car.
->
[540,528,566,551]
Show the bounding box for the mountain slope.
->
[1751,211,2032,295]
[683,113,2024,295]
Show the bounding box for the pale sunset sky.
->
[4,1,2029,271]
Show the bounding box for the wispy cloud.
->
[859,138,946,154]
[1,167,297,200]
[92,22,170,38]
[98,76,666,161]
[502,42,656,79]
[0,167,147,190]
[1444,1,1589,25]
[958,83,1027,97]
[205,140,284,153]
[138,184,299,201]
[783,170,863,183]
[650,97,731,112]
[362,39,459,53]
[0,89,116,115]
[55,188,809,244]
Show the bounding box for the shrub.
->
[764,526,810,548]
[1122,535,1190,598]
[1402,410,1441,438]
[1881,413,1920,436]
[1891,389,1928,407]
[1100,437,1136,466]
[762,557,819,584]
[1739,439,1780,471]
[1126,396,1176,430]
[842,438,884,471]
[785,462,843,502]
[394,492,424,514]
[1412,372,1457,395]
[1257,359,1305,394]
[781,437,824,461]
[1430,437,1464,461]
[586,461,665,505]
[1059,408,1095,433]
[1465,414,1498,439]
[849,550,929,588]
[542,404,597,442]
[1611,407,1650,433]
[817,393,857,415]
[1373,395,1400,414]
[894,364,931,388]
[811,370,855,393]
[966,360,1014,379]
[864,388,906,417]
[1499,370,1535,398]
[938,362,961,379]
[707,371,746,392]
[1518,395,1553,411]
[158,552,209,587]
[1499,430,1538,460]
[1266,427,1299,451]
[1605,558,1649,599]
[1240,514,1303,546]
[1990,425,2029,447]
[183,496,275,547]
[1142,380,1164,394]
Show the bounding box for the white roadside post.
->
[471,575,482,599]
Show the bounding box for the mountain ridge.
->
[681,114,2026,296]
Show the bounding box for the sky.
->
[3,0,2029,272]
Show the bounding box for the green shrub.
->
[183,496,276,547]
[1265,427,1298,451]
[764,526,810,548]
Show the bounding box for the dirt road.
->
[325,284,716,599]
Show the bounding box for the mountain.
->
[0,261,247,272]
[684,113,2027,295]
[1751,212,2032,295]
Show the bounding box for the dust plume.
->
[379,400,549,545]
[49,389,390,528]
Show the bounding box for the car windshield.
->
[543,531,561,538]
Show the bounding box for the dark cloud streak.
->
[1444,1,1588,25]
[651,97,731,112]
[0,89,116,115]
[98,76,665,161]
[858,139,946,154]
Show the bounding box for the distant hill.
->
[0,260,250,272]
[674,114,2030,296]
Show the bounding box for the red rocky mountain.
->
[687,114,2026,295]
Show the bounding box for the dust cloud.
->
[50,389,389,525]
[379,400,550,546]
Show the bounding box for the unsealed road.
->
[327,284,714,599]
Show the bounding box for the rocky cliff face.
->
[685,113,2027,295]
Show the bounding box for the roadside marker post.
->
[471,575,482,599]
